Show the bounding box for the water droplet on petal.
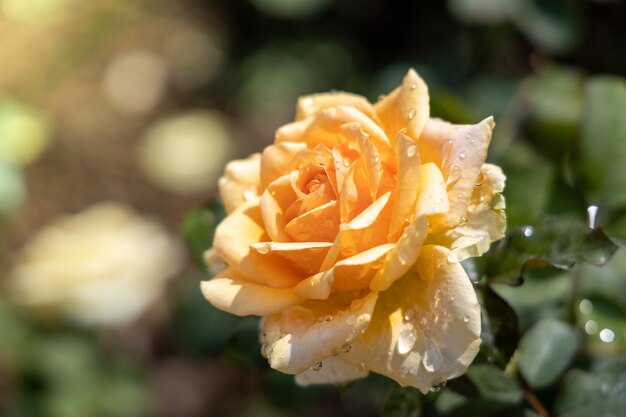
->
[397,328,417,354]
[346,314,357,325]
[407,144,417,157]
[403,308,415,322]
[243,187,257,201]
[311,362,323,371]
[408,108,417,120]
[459,152,467,160]
[410,84,417,90]
[324,315,334,322]
[443,314,452,323]
[447,254,457,263]
[459,216,468,226]
[334,160,341,169]
[257,242,271,254]
[343,159,351,167]
[339,343,352,353]
[429,381,447,392]
[373,155,380,163]
[423,343,443,372]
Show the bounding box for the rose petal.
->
[201,268,304,316]
[296,92,377,122]
[213,201,303,288]
[420,116,495,229]
[262,291,378,374]
[303,106,390,150]
[218,154,261,214]
[369,164,448,292]
[428,164,506,260]
[339,191,392,257]
[261,142,307,189]
[250,241,333,276]
[387,133,421,240]
[294,243,394,299]
[260,175,296,242]
[284,200,340,242]
[339,121,393,164]
[342,245,481,393]
[295,356,368,386]
[374,69,429,144]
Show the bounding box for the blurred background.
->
[1,0,626,416]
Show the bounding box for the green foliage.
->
[518,318,579,388]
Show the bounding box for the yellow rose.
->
[201,70,506,392]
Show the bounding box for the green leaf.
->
[381,386,422,417]
[466,364,522,405]
[479,287,520,368]
[518,318,579,388]
[486,219,619,286]
[499,142,555,229]
[554,362,626,417]
[578,77,626,214]
[182,200,225,271]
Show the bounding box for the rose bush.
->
[201,70,506,392]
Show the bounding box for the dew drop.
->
[600,328,615,343]
[408,108,417,120]
[459,152,467,160]
[324,315,334,322]
[579,299,593,315]
[334,160,341,169]
[459,216,468,226]
[584,320,598,335]
[343,159,351,167]
[373,155,380,163]
[397,328,417,354]
[446,254,457,263]
[407,144,417,157]
[466,133,471,140]
[587,205,599,229]
[358,363,367,371]
[463,314,470,323]
[339,343,352,353]
[257,242,271,254]
[423,344,443,372]
[403,308,415,322]
[446,139,453,145]
[429,381,447,392]
[311,362,323,371]
[346,314,357,325]
[410,84,417,90]
[443,314,452,323]
[522,226,534,237]
[401,366,410,375]
[243,187,257,201]
[434,288,444,300]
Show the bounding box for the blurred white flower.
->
[138,110,233,195]
[8,202,184,326]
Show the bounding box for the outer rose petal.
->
[342,245,481,393]
[296,92,377,122]
[200,268,303,316]
[295,356,368,386]
[428,164,506,260]
[260,175,296,242]
[262,291,379,374]
[388,133,421,240]
[213,201,303,288]
[420,116,495,230]
[374,69,429,144]
[250,241,333,276]
[218,154,262,214]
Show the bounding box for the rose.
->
[9,202,184,326]
[201,70,506,392]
